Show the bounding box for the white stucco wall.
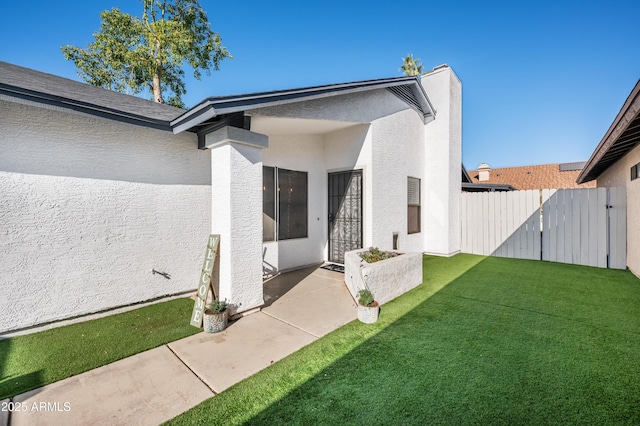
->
[261,134,328,272]
[260,115,414,272]
[421,66,463,256]
[0,100,211,333]
[251,89,409,124]
[323,124,373,248]
[596,143,640,277]
[255,96,378,273]
[209,138,264,314]
[253,76,463,270]
[370,109,426,253]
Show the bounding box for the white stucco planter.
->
[344,249,423,306]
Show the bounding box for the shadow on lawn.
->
[238,256,640,425]
[0,338,44,400]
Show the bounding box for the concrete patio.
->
[8,266,356,426]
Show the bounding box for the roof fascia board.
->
[578,80,640,183]
[173,107,219,134]
[461,182,515,191]
[413,79,436,120]
[171,77,430,133]
[461,164,472,183]
[0,83,173,131]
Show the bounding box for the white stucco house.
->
[0,61,462,333]
[577,79,640,278]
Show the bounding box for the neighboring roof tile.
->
[468,163,596,190]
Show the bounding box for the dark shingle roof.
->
[0,61,184,130]
[1,61,439,137]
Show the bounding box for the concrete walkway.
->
[7,266,356,426]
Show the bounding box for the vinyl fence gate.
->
[460,188,627,269]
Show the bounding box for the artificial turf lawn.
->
[167,254,640,425]
[0,297,200,399]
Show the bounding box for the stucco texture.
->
[344,250,422,305]
[261,124,373,272]
[256,74,462,272]
[251,89,409,124]
[370,109,426,253]
[421,67,462,256]
[210,141,265,314]
[597,143,640,277]
[0,100,211,333]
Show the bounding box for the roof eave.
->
[577,80,640,184]
[0,83,173,132]
[171,76,435,134]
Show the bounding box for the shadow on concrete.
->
[262,265,318,308]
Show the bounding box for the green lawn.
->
[0,297,200,399]
[168,255,640,425]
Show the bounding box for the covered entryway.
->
[328,170,363,264]
[168,74,442,315]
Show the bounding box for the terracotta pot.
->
[357,301,379,324]
[203,310,228,333]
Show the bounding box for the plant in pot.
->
[357,289,379,324]
[204,299,228,333]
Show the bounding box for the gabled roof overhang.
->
[578,80,640,184]
[170,76,436,135]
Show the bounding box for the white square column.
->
[205,126,268,315]
[421,65,462,256]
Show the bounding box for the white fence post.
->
[608,187,627,269]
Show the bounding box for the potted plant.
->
[203,299,228,333]
[357,289,379,324]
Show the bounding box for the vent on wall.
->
[387,86,422,115]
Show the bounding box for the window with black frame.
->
[631,163,639,181]
[263,166,308,241]
[408,176,421,234]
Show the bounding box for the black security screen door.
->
[328,170,363,263]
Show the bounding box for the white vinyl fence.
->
[460,187,627,269]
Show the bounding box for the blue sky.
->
[1,0,639,169]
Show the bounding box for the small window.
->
[631,163,639,181]
[408,177,421,234]
[263,166,308,241]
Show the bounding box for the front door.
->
[328,170,363,263]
